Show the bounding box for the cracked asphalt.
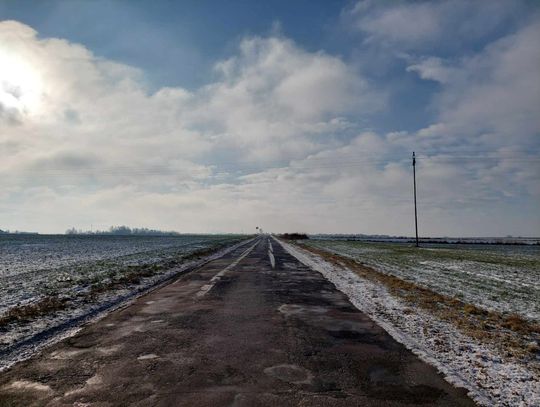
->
[0,236,475,406]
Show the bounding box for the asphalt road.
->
[0,236,475,406]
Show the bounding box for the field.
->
[0,234,246,365]
[304,239,540,321]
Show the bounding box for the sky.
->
[0,0,539,236]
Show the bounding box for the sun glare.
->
[0,49,43,116]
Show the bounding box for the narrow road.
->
[0,236,474,406]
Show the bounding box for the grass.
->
[307,239,540,271]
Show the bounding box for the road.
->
[0,236,474,406]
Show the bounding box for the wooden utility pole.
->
[412,152,419,247]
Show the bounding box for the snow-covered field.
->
[0,234,247,369]
[277,238,540,407]
[304,239,540,321]
[0,234,244,314]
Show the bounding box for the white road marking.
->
[195,241,258,298]
[268,238,275,268]
[268,251,275,269]
[268,250,275,269]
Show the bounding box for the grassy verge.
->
[299,242,540,364]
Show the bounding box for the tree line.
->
[65,226,180,236]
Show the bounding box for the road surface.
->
[0,236,474,406]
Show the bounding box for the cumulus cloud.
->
[434,20,540,147]
[0,20,383,232]
[0,22,381,175]
[402,16,540,157]
[0,12,538,236]
[189,36,383,161]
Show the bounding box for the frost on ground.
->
[0,235,250,371]
[0,235,246,314]
[276,238,540,407]
[305,239,540,321]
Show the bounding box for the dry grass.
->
[299,243,540,363]
[0,296,67,327]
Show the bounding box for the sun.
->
[0,49,43,116]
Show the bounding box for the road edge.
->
[273,236,491,406]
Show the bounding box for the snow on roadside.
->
[276,237,540,407]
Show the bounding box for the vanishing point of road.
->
[0,236,474,406]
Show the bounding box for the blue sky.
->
[0,1,539,235]
[0,1,349,88]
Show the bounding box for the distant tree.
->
[109,225,132,235]
[280,233,309,240]
[65,225,180,236]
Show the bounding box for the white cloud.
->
[350,1,441,47]
[1,22,379,180]
[0,15,538,237]
[406,57,455,84]
[0,20,383,232]
[190,36,382,161]
[347,0,523,51]
[435,20,540,147]
[404,16,540,152]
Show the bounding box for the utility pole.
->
[412,152,419,247]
